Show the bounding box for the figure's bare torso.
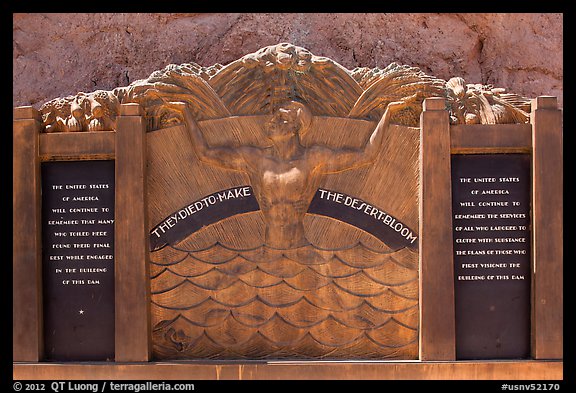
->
[244,149,319,248]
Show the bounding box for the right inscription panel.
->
[451,154,531,359]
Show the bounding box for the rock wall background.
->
[13,13,563,109]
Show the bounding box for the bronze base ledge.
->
[13,360,562,380]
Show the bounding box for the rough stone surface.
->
[13,13,563,109]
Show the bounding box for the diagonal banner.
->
[149,186,259,251]
[307,188,419,251]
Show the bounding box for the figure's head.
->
[266,101,312,142]
[90,100,104,118]
[70,102,84,119]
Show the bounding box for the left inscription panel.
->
[42,160,115,361]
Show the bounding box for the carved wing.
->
[207,43,364,117]
[348,63,446,125]
[121,62,231,129]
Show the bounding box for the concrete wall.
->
[13,13,563,108]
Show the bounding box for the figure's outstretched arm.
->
[315,94,421,173]
[165,101,254,171]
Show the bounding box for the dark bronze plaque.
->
[41,160,115,361]
[451,154,531,359]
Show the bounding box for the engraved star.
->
[79,309,85,315]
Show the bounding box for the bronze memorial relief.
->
[143,45,427,360]
[26,43,543,362]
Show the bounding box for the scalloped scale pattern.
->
[151,243,419,360]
